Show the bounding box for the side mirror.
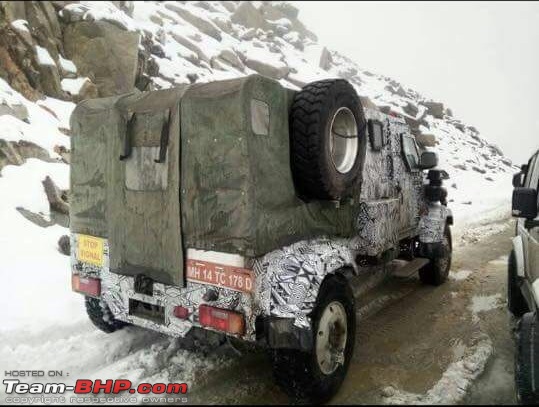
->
[512,171,524,188]
[419,151,438,169]
[512,187,538,219]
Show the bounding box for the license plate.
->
[77,234,104,267]
[186,259,254,294]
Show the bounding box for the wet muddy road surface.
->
[188,218,517,405]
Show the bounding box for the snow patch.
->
[488,254,509,266]
[382,337,493,404]
[61,77,89,95]
[35,45,56,66]
[11,19,29,33]
[449,269,473,281]
[469,294,503,322]
[58,56,77,74]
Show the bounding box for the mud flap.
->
[265,317,313,351]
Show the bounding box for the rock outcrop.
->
[63,21,139,97]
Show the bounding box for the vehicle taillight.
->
[72,274,101,297]
[199,305,245,335]
[173,306,190,319]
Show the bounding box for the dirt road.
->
[0,217,517,405]
[188,217,517,404]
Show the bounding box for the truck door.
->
[107,89,188,286]
[398,134,422,236]
[520,153,539,284]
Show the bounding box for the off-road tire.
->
[515,312,539,404]
[289,79,367,200]
[419,225,452,286]
[271,275,356,404]
[85,296,127,333]
[508,250,529,317]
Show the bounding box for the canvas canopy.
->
[70,75,362,286]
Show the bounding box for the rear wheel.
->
[419,225,452,286]
[508,250,529,317]
[516,312,539,404]
[85,296,127,333]
[271,275,355,403]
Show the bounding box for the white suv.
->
[509,149,539,404]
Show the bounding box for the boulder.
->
[111,1,134,17]
[217,49,244,70]
[231,2,268,30]
[273,2,299,20]
[338,66,358,81]
[10,20,34,46]
[58,235,71,256]
[0,27,42,101]
[489,144,503,156]
[75,78,98,102]
[319,47,332,71]
[244,57,289,80]
[63,21,139,97]
[240,27,257,40]
[421,101,444,119]
[165,3,222,41]
[472,166,487,174]
[359,96,378,111]
[501,158,512,167]
[170,32,210,63]
[36,62,65,99]
[415,133,437,147]
[0,101,29,122]
[212,16,235,36]
[0,140,52,172]
[1,1,27,21]
[403,102,419,118]
[54,145,70,163]
[221,2,237,13]
[42,175,69,215]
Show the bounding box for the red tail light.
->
[199,305,245,335]
[72,274,101,297]
[173,306,190,319]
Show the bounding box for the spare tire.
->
[289,79,367,200]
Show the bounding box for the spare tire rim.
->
[329,107,358,174]
[316,300,348,375]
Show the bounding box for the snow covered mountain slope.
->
[0,1,515,402]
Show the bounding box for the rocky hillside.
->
[0,1,515,250]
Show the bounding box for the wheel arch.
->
[512,235,525,278]
[255,239,357,331]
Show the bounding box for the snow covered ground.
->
[0,1,517,404]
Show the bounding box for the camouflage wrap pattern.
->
[419,203,452,243]
[255,238,356,328]
[73,233,358,336]
[69,75,452,338]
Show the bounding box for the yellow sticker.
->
[77,234,104,267]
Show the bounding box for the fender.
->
[254,238,357,330]
[512,235,525,278]
[419,203,451,243]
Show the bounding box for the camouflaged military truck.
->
[69,75,453,402]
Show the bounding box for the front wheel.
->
[516,312,539,404]
[507,250,529,317]
[271,275,355,404]
[419,225,452,286]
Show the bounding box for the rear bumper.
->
[100,267,258,340]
